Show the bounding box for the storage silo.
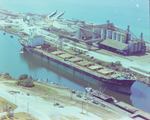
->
[137,42,139,52]
[112,31,117,40]
[129,41,134,54]
[138,42,142,51]
[142,42,146,50]
[128,34,131,41]
[92,28,96,39]
[99,29,101,38]
[101,29,106,38]
[121,34,126,43]
[107,30,112,39]
[96,28,101,38]
[134,42,138,52]
[92,28,99,39]
[116,33,121,41]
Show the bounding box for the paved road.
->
[62,42,150,73]
[129,67,150,77]
[0,81,51,120]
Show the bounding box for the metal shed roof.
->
[51,51,64,55]
[115,101,138,113]
[97,68,114,75]
[77,61,93,67]
[58,53,73,59]
[100,39,128,50]
[68,57,83,62]
[88,65,103,71]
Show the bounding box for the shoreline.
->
[0,77,123,120]
[1,73,150,120]
[0,28,150,86]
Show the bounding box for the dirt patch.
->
[0,96,18,113]
[0,112,39,120]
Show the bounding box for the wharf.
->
[90,91,150,120]
[0,9,22,17]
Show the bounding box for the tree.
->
[18,74,28,80]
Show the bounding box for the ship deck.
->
[34,48,136,81]
[35,48,111,79]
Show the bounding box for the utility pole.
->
[73,41,76,51]
[27,102,29,113]
[15,95,16,105]
[107,20,109,53]
[82,102,83,113]
[86,100,88,115]
[71,90,72,101]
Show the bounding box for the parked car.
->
[116,50,127,55]
[100,104,105,107]
[72,90,75,94]
[90,56,94,59]
[58,106,64,108]
[76,94,81,98]
[83,97,87,100]
[93,101,98,105]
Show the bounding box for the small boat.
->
[10,35,13,38]
[3,33,5,35]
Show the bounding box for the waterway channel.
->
[0,30,150,113]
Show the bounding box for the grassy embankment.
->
[0,97,39,120]
[3,81,122,120]
[0,96,18,113]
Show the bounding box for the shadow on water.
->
[19,51,86,92]
[131,81,148,99]
[88,82,132,105]
[130,81,150,113]
[1,32,149,112]
[19,48,150,113]
[131,87,146,98]
[20,50,133,105]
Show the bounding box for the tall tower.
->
[126,25,130,44]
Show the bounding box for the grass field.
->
[0,96,18,113]
[0,112,39,120]
[3,81,59,100]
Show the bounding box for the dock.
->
[90,91,150,120]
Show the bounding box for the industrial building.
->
[40,11,146,55]
[72,21,146,55]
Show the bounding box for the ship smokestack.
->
[140,32,143,41]
[107,20,110,29]
[126,25,130,44]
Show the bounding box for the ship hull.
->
[23,46,135,94]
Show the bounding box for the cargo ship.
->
[18,34,136,95]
